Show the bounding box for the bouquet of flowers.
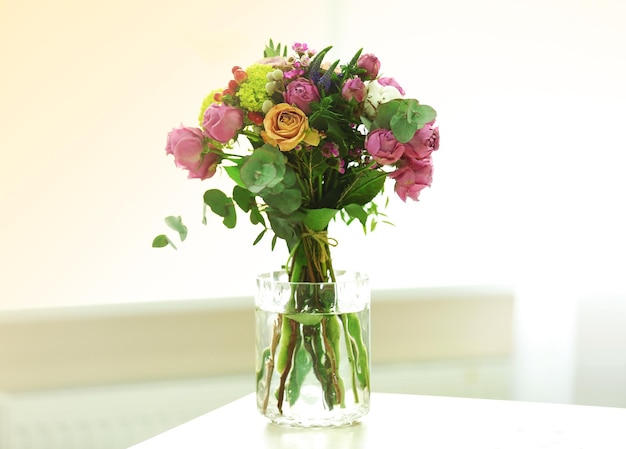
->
[154,40,439,422]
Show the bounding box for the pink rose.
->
[365,129,406,165]
[284,78,321,114]
[377,77,405,96]
[405,121,440,159]
[357,53,380,79]
[165,126,219,180]
[341,76,367,103]
[202,103,244,143]
[389,157,433,201]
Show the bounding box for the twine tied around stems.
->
[300,229,338,251]
[286,228,339,282]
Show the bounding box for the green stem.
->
[341,313,360,404]
[262,313,283,414]
[276,318,299,414]
[322,316,344,407]
[265,224,361,414]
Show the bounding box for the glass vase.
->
[255,270,371,427]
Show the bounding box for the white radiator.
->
[0,376,253,449]
[0,359,511,449]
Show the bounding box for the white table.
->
[129,392,626,448]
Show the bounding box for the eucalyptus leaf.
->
[390,102,437,143]
[268,215,297,249]
[240,144,286,194]
[242,159,277,194]
[203,189,229,216]
[152,234,176,249]
[165,215,187,242]
[263,188,302,215]
[374,100,402,129]
[232,185,253,212]
[390,101,419,143]
[250,205,265,226]
[281,167,297,188]
[203,189,236,228]
[222,207,236,229]
[164,215,187,241]
[415,104,437,127]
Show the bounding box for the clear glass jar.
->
[255,271,370,427]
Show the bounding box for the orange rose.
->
[261,103,320,152]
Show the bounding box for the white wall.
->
[1,0,625,310]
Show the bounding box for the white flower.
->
[363,80,404,119]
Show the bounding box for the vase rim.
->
[256,270,368,285]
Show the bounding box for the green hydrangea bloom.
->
[237,64,274,112]
[198,89,222,125]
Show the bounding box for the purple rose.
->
[365,129,406,165]
[377,77,405,96]
[357,53,380,79]
[405,121,440,159]
[202,103,244,143]
[341,76,367,103]
[389,157,433,202]
[165,127,219,180]
[284,77,320,114]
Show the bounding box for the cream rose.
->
[261,103,320,152]
[363,79,404,119]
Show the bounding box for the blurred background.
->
[1,0,625,447]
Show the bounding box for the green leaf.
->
[344,203,368,228]
[302,208,338,231]
[222,208,236,229]
[286,313,324,326]
[204,189,229,216]
[152,234,176,249]
[224,164,245,188]
[341,170,387,206]
[375,99,438,143]
[268,215,297,248]
[240,144,286,194]
[250,205,265,226]
[390,101,437,143]
[264,39,287,58]
[374,100,402,129]
[281,167,297,188]
[164,216,187,242]
[253,229,266,245]
[263,188,302,215]
[390,101,419,143]
[232,185,253,212]
[203,189,236,229]
[414,104,437,127]
[246,160,276,193]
